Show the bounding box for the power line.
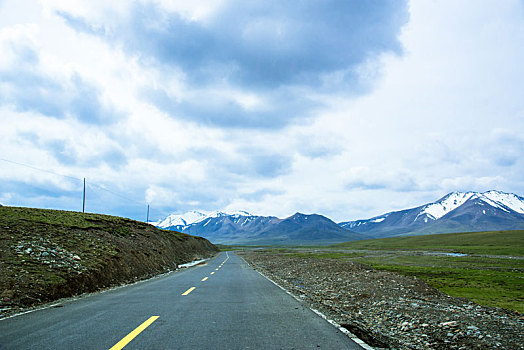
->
[0,157,177,222]
[0,157,162,219]
[0,157,82,182]
[86,182,144,207]
[0,157,142,204]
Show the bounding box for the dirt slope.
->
[0,206,219,317]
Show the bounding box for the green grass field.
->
[270,230,524,313]
[333,229,524,256]
[351,255,523,312]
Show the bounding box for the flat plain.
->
[235,230,524,312]
[239,230,523,348]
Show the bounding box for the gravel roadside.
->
[239,251,523,350]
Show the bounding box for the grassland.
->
[351,255,523,312]
[270,230,523,313]
[333,229,524,256]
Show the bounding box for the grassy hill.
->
[0,206,218,316]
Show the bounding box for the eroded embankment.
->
[239,250,523,350]
[0,206,219,317]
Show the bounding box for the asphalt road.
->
[0,252,363,349]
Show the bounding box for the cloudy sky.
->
[1,0,523,222]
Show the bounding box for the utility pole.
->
[82,178,86,213]
[146,204,150,223]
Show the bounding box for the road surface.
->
[0,252,364,349]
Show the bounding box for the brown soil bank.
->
[0,206,219,317]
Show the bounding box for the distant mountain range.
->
[339,190,524,237]
[154,190,524,245]
[154,211,365,245]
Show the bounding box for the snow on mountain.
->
[369,216,386,223]
[421,192,475,220]
[155,210,252,229]
[339,213,391,229]
[339,190,524,238]
[155,211,207,228]
[420,191,524,220]
[481,190,524,214]
[206,210,252,219]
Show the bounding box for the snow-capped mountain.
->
[339,190,524,237]
[154,210,251,231]
[154,191,523,243]
[420,191,524,219]
[155,211,365,245]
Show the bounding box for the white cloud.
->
[0,0,523,223]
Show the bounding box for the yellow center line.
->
[109,316,159,350]
[181,287,196,295]
[210,272,215,275]
[201,277,208,281]
[215,268,219,271]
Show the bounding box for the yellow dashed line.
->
[181,287,196,295]
[210,272,215,275]
[109,316,159,350]
[201,277,208,282]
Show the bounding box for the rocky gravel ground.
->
[12,238,88,274]
[239,251,523,350]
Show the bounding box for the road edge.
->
[237,253,374,350]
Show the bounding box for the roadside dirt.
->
[240,250,523,350]
[0,206,219,318]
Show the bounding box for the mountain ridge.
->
[154,190,524,243]
[339,190,524,237]
[154,210,252,231]
[156,211,365,245]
